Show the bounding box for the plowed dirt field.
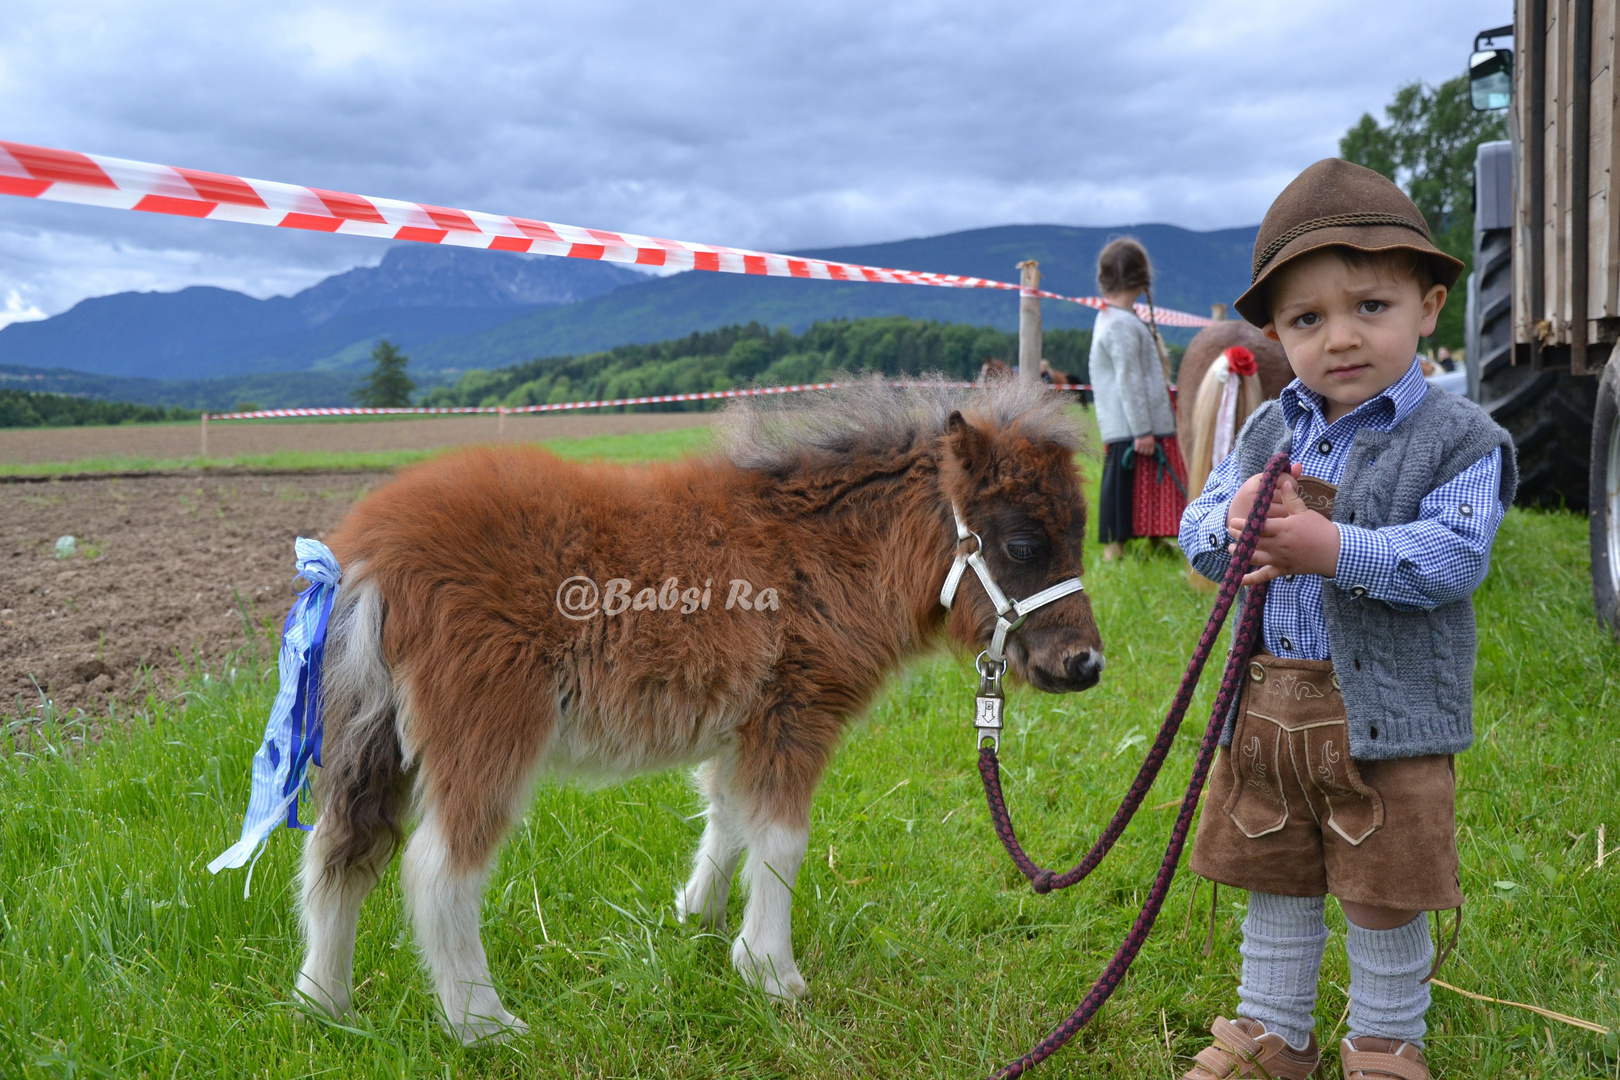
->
[2,471,386,725]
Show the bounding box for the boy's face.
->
[1262,249,1446,420]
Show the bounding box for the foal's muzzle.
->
[1016,637,1105,694]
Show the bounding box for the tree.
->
[355,339,415,408]
[1340,74,1508,350]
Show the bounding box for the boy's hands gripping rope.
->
[1226,462,1341,585]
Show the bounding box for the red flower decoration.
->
[1224,346,1257,377]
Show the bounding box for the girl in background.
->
[1088,237,1188,560]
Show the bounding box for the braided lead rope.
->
[982,450,1290,1080]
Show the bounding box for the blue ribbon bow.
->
[208,537,341,893]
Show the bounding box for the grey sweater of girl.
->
[1088,304,1177,443]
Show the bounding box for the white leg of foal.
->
[400,811,526,1044]
[676,765,745,929]
[731,819,809,1000]
[295,821,378,1018]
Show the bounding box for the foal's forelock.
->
[719,373,1079,473]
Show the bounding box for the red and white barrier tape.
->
[202,378,1098,421]
[0,140,1212,329]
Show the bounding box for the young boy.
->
[1177,158,1518,1080]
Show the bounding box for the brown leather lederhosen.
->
[1189,477,1463,911]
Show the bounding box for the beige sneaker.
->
[1340,1037,1430,1080]
[1184,1016,1323,1079]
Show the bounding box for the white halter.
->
[938,504,1085,666]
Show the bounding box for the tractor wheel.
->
[1468,224,1597,509]
[1591,358,1620,637]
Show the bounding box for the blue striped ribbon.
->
[208,538,341,894]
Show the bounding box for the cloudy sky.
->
[0,0,1506,327]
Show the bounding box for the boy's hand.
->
[1227,471,1341,586]
[1226,462,1302,529]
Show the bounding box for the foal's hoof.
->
[451,1012,529,1047]
[293,974,351,1020]
[758,968,809,1002]
[732,941,808,1001]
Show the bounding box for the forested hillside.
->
[422,317,1096,410]
[0,390,197,428]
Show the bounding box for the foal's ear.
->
[946,411,992,474]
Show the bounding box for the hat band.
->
[1251,212,1432,280]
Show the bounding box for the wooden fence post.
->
[498,406,506,437]
[200,412,208,458]
[1017,259,1041,385]
[1210,303,1228,322]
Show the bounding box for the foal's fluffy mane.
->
[720,373,1080,472]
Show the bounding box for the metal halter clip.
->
[974,651,1006,750]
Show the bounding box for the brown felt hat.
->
[1233,158,1465,326]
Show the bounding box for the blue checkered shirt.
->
[1179,359,1506,660]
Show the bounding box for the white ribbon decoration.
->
[1212,355,1240,470]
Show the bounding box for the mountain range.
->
[0,222,1258,408]
[0,244,642,382]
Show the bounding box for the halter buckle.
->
[973,650,1006,749]
[974,692,1005,751]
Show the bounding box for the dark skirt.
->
[1098,440,1135,544]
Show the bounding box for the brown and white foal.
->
[298,379,1104,1042]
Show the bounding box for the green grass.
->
[1,428,1617,1078]
[0,425,716,477]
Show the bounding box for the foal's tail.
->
[315,575,411,878]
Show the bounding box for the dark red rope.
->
[982,451,1289,1080]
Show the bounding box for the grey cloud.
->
[0,0,1506,325]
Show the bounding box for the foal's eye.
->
[1004,536,1046,562]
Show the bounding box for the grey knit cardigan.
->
[1194,388,1518,760]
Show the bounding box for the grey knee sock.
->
[1345,913,1433,1047]
[1236,891,1329,1051]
